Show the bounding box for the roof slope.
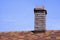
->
[0,30,60,40]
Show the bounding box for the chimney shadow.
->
[31,30,46,34]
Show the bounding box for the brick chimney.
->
[34,6,47,32]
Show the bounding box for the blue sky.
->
[0,0,60,32]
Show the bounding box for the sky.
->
[0,0,60,32]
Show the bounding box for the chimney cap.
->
[34,6,46,10]
[34,6,47,15]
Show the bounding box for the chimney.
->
[33,6,47,32]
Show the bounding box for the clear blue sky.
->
[0,0,60,32]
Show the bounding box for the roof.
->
[0,30,60,40]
